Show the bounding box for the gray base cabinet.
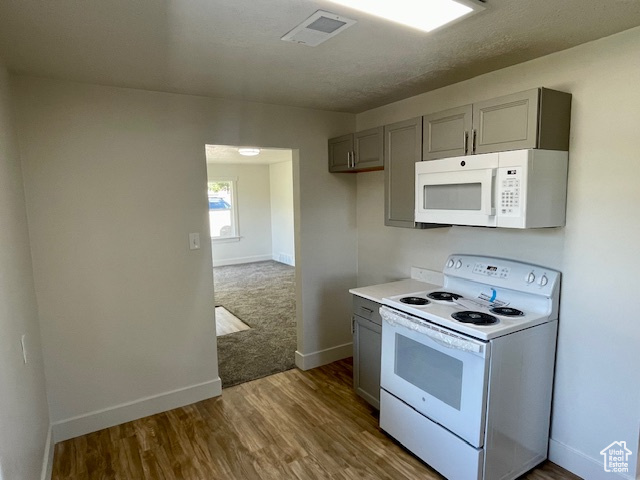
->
[352,296,382,409]
[329,127,383,172]
[422,87,571,160]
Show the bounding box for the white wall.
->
[356,27,640,480]
[12,76,356,438]
[0,65,51,479]
[269,159,295,266]
[207,163,273,266]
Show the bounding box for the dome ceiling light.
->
[237,148,261,156]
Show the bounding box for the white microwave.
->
[415,149,568,228]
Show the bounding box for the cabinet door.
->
[354,126,384,170]
[422,105,472,160]
[353,314,381,409]
[472,88,540,154]
[328,134,354,172]
[384,117,422,228]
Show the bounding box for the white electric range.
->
[379,254,560,480]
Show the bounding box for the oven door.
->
[415,153,498,226]
[380,306,490,448]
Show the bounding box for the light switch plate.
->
[189,233,200,250]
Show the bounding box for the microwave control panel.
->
[498,167,522,216]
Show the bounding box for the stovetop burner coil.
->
[490,307,524,317]
[427,291,462,302]
[399,296,430,305]
[451,311,498,325]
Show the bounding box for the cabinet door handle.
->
[360,306,374,315]
[351,316,355,334]
[472,129,477,154]
[464,131,469,154]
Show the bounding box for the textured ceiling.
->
[1,0,640,113]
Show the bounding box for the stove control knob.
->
[526,272,536,284]
[455,260,462,269]
[539,274,548,286]
[447,259,455,268]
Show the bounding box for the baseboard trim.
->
[52,377,222,442]
[549,438,633,480]
[213,254,273,267]
[272,253,295,266]
[295,343,352,371]
[41,425,54,480]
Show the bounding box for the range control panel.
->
[473,262,511,279]
[443,254,559,295]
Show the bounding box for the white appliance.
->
[415,149,568,228]
[380,254,559,480]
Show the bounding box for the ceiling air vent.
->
[281,10,357,47]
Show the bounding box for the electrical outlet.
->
[21,334,27,364]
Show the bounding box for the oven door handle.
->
[380,306,487,356]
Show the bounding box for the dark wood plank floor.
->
[52,359,582,479]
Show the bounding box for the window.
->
[208,179,239,239]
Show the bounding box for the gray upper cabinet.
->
[423,104,472,160]
[328,126,383,172]
[384,117,423,228]
[354,127,384,170]
[473,89,541,154]
[423,88,572,160]
[328,133,353,172]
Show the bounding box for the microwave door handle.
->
[482,169,496,216]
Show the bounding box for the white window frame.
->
[209,177,240,242]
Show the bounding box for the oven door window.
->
[395,334,463,410]
[423,183,482,211]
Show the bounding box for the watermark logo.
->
[600,441,632,474]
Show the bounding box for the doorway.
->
[205,144,297,388]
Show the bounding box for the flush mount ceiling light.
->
[237,148,261,156]
[327,0,485,33]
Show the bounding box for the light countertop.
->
[349,279,440,304]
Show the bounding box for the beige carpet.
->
[213,260,296,387]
